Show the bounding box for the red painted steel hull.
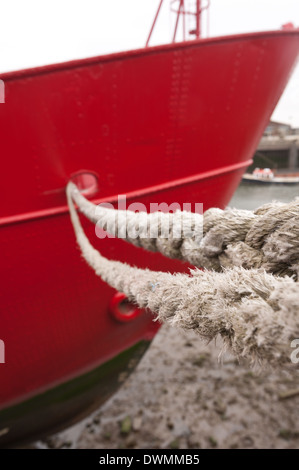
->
[0,29,299,441]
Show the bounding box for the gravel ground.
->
[35,324,299,449]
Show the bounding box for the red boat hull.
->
[0,29,299,443]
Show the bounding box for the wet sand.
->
[35,325,299,449]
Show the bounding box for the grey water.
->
[229,182,299,211]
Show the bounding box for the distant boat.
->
[243,168,299,184]
[1,0,299,445]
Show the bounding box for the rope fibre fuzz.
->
[70,183,204,265]
[67,182,299,367]
[70,186,299,278]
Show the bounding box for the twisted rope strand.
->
[70,183,299,277]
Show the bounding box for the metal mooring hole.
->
[70,170,99,197]
[109,292,143,323]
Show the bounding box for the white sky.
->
[1,0,299,125]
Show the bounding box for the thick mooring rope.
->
[67,183,299,367]
[70,184,299,278]
[70,183,203,265]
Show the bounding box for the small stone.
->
[172,419,190,438]
[214,400,227,416]
[132,416,143,431]
[208,436,218,448]
[195,389,202,402]
[126,437,137,448]
[187,436,201,449]
[192,354,207,367]
[118,372,128,383]
[278,429,293,440]
[230,442,239,449]
[59,441,72,449]
[228,396,237,405]
[169,438,180,449]
[242,435,254,447]
[120,416,132,435]
[43,437,59,449]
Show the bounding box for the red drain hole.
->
[109,292,143,323]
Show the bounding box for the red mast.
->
[146,0,209,47]
[195,0,201,39]
[145,0,164,48]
